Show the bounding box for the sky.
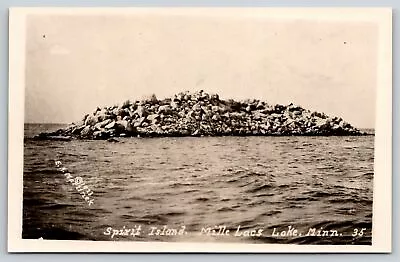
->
[25,10,378,128]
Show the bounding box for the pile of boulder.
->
[35,90,366,140]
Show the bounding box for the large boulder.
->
[170,101,179,110]
[212,114,221,121]
[210,93,219,101]
[72,125,86,135]
[84,115,98,126]
[113,120,135,135]
[158,105,172,115]
[105,121,116,129]
[133,117,146,127]
[93,130,108,139]
[252,111,265,121]
[115,120,128,132]
[80,126,92,137]
[97,109,111,122]
[211,106,220,113]
[192,103,201,112]
[94,119,112,130]
[134,106,148,118]
[147,113,160,123]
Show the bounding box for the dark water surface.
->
[23,124,374,244]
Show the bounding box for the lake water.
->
[23,124,374,245]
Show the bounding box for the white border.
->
[8,7,392,253]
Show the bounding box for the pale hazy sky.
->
[25,11,378,128]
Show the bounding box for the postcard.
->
[8,7,392,252]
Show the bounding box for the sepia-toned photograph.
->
[8,8,392,252]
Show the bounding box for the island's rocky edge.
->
[36,90,367,140]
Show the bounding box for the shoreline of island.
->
[34,90,368,141]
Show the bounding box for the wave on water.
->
[23,124,374,245]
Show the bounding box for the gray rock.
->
[80,126,92,137]
[170,101,178,110]
[135,106,148,118]
[117,108,125,116]
[133,117,146,127]
[105,121,116,129]
[256,101,265,109]
[95,119,112,130]
[176,93,183,101]
[126,121,135,133]
[147,113,160,122]
[112,108,119,116]
[101,119,113,127]
[178,111,186,118]
[158,105,172,115]
[93,130,103,139]
[186,110,195,120]
[252,111,265,121]
[210,94,219,101]
[72,125,85,135]
[84,115,98,126]
[94,122,103,131]
[200,93,209,100]
[211,106,220,113]
[212,114,221,121]
[115,120,134,134]
[191,129,200,136]
[81,114,89,122]
[116,120,128,129]
[192,103,201,112]
[97,109,110,122]
[222,112,231,118]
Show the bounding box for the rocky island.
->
[35,90,366,140]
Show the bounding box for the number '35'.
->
[352,228,366,237]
